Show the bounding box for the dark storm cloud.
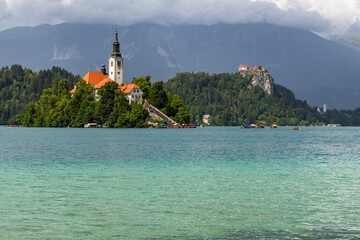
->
[0,0,355,37]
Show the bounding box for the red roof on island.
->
[120,84,141,94]
[70,72,141,95]
[83,72,109,85]
[94,78,114,89]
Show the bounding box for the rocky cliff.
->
[238,69,274,96]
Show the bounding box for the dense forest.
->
[0,65,78,124]
[2,65,360,126]
[16,74,189,128]
[164,72,360,126]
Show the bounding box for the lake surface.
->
[0,126,360,239]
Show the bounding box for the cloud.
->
[0,0,359,38]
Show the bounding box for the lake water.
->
[0,126,360,239]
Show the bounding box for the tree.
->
[174,106,190,124]
[95,81,119,123]
[108,92,131,128]
[148,81,168,109]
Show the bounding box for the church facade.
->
[70,29,143,103]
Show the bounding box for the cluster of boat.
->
[3,125,21,128]
[239,124,300,130]
[153,123,197,128]
[177,124,196,128]
[240,124,277,128]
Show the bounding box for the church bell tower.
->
[109,28,124,84]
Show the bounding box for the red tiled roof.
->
[239,65,248,68]
[120,83,141,94]
[94,78,118,89]
[83,72,108,85]
[69,71,142,95]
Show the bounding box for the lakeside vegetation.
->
[164,72,360,126]
[15,71,189,127]
[0,65,78,125]
[2,65,360,127]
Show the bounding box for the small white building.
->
[238,65,249,71]
[120,84,143,104]
[202,115,211,124]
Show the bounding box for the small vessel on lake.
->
[270,124,278,128]
[84,123,98,128]
[293,127,299,130]
[157,123,167,128]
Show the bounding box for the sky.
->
[1,0,360,41]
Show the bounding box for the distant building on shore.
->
[70,29,143,103]
[202,115,211,125]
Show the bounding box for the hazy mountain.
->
[1,22,360,109]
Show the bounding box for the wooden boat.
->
[293,127,299,130]
[270,124,278,128]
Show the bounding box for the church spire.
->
[111,27,121,57]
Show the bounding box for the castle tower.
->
[108,28,124,84]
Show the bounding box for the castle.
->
[70,29,143,103]
[238,65,268,72]
[237,64,273,96]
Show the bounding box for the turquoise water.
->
[0,127,360,239]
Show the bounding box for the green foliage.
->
[95,81,119,123]
[15,66,191,127]
[0,65,78,124]
[162,92,190,124]
[19,78,152,128]
[163,72,360,126]
[148,81,168,109]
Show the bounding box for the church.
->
[70,29,143,103]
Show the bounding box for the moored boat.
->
[157,123,167,128]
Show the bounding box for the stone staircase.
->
[143,100,178,128]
